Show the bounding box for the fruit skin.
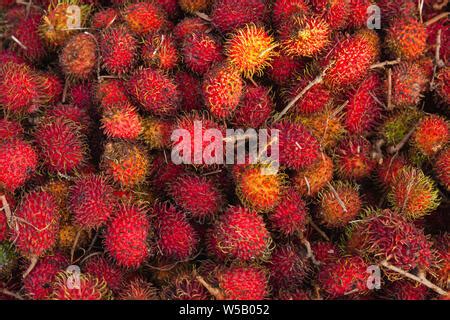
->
[127,67,180,116]
[347,0,374,29]
[39,72,63,105]
[23,253,68,300]
[386,18,427,61]
[122,2,167,35]
[318,256,369,298]
[152,203,199,261]
[209,206,272,262]
[0,242,17,279]
[311,241,339,266]
[174,71,204,112]
[232,84,273,128]
[202,63,243,119]
[91,8,119,29]
[388,167,440,220]
[383,281,428,300]
[69,175,116,230]
[173,17,209,42]
[119,276,159,300]
[69,82,93,110]
[142,33,179,71]
[0,62,42,114]
[10,191,60,259]
[293,153,334,197]
[101,103,142,140]
[318,181,362,228]
[182,32,223,75]
[215,265,269,300]
[51,272,112,300]
[104,203,150,268]
[435,148,450,191]
[312,0,350,30]
[162,272,209,300]
[267,53,303,86]
[412,115,449,158]
[334,137,376,180]
[435,66,450,105]
[269,188,308,236]
[96,79,129,108]
[225,24,277,79]
[140,116,172,149]
[46,104,91,134]
[101,141,150,188]
[100,25,137,76]
[376,155,408,188]
[59,33,97,80]
[10,13,46,63]
[179,0,211,13]
[272,0,309,27]
[273,121,320,170]
[379,108,423,146]
[83,256,124,292]
[287,80,331,115]
[169,175,224,221]
[0,138,38,192]
[35,117,86,174]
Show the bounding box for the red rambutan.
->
[232,84,273,128]
[267,53,303,86]
[91,8,119,29]
[434,148,450,191]
[101,103,142,140]
[51,272,111,300]
[10,13,46,62]
[172,17,209,42]
[142,33,179,71]
[412,115,449,157]
[182,32,224,75]
[83,256,124,292]
[118,276,158,300]
[122,2,167,35]
[174,71,204,112]
[386,17,427,61]
[334,137,376,180]
[272,0,309,27]
[388,62,428,108]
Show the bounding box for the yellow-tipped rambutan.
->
[386,17,427,61]
[140,117,173,150]
[411,115,449,158]
[293,153,334,197]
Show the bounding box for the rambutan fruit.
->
[162,272,209,300]
[152,203,199,261]
[83,256,124,292]
[286,80,332,115]
[432,234,449,289]
[41,179,71,221]
[23,252,67,300]
[57,223,88,251]
[168,174,224,221]
[236,166,285,212]
[311,241,339,266]
[268,244,309,292]
[379,108,423,146]
[388,62,429,108]
[0,62,42,114]
[386,18,427,61]
[209,206,272,262]
[202,63,243,119]
[140,116,172,149]
[10,13,46,62]
[388,167,440,220]
[179,0,211,14]
[273,120,320,170]
[267,53,303,86]
[323,31,379,90]
[91,8,119,29]
[11,191,59,263]
[318,181,362,228]
[101,141,150,188]
[142,33,179,71]
[0,242,17,279]
[35,117,87,174]
[118,276,159,300]
[149,153,188,195]
[334,137,376,180]
[39,72,63,105]
[210,0,267,34]
[69,175,116,230]
[182,32,224,75]
[318,255,369,298]
[345,73,382,135]
[51,272,111,300]
[232,84,273,128]
[96,79,129,108]
[122,2,167,35]
[225,24,277,79]
[377,0,416,22]
[272,0,309,27]
[46,104,91,134]
[0,138,38,192]
[277,289,311,300]
[69,82,93,110]
[40,0,91,47]
[0,50,27,66]
[311,0,349,30]
[376,155,408,188]
[293,153,334,197]
[101,103,142,140]
[59,33,97,80]
[435,148,450,191]
[435,66,450,105]
[411,115,449,158]
[104,203,150,268]
[100,25,137,76]
[383,280,428,300]
[156,0,179,18]
[127,67,180,116]
[172,17,209,42]
[269,188,308,236]
[174,71,204,112]
[279,15,330,58]
[347,0,374,29]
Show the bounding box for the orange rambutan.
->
[293,153,334,197]
[386,17,427,61]
[411,115,449,158]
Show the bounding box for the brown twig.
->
[387,68,393,110]
[387,125,416,154]
[1,288,24,300]
[327,182,347,213]
[308,217,330,241]
[370,58,401,69]
[424,12,449,26]
[22,255,38,279]
[195,275,224,300]
[194,11,212,22]
[371,139,385,164]
[299,234,320,266]
[70,229,82,263]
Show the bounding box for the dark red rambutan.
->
[101,103,142,140]
[347,0,374,29]
[152,203,199,261]
[435,66,450,105]
[412,115,449,158]
[127,67,180,116]
[182,32,223,75]
[34,117,86,174]
[311,0,350,30]
[0,138,38,192]
[0,50,27,66]
[334,137,376,180]
[39,72,63,105]
[427,20,449,65]
[383,280,428,300]
[83,256,124,292]
[267,53,303,86]
[91,8,119,29]
[268,244,309,292]
[209,206,272,262]
[273,121,320,170]
[293,153,334,197]
[149,153,188,194]
[0,119,23,140]
[59,33,97,80]
[174,71,203,112]
[278,289,310,300]
[311,241,340,266]
[10,13,46,62]
[318,256,369,298]
[101,141,150,187]
[122,2,167,35]
[118,276,158,300]
[142,33,179,71]
[69,83,93,110]
[232,84,273,128]
[11,191,59,259]
[51,272,111,300]
[169,174,224,221]
[156,0,180,17]
[23,253,68,300]
[345,73,382,135]
[269,188,308,236]
[388,62,428,108]
[46,105,91,135]
[386,17,427,61]
[69,175,116,230]
[104,203,150,268]
[96,79,129,108]
[163,272,209,300]
[100,25,137,76]
[287,80,332,115]
[172,17,210,42]
[272,0,309,27]
[377,0,416,22]
[376,155,408,188]
[435,148,450,191]
[0,62,42,114]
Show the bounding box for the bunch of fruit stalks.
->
[0,0,449,301]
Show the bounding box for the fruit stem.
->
[425,12,449,26]
[387,68,393,110]
[194,11,212,22]
[387,125,416,154]
[1,288,24,300]
[307,217,330,241]
[299,233,320,266]
[195,275,224,300]
[326,182,347,213]
[370,58,400,69]
[70,229,82,264]
[22,255,38,279]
